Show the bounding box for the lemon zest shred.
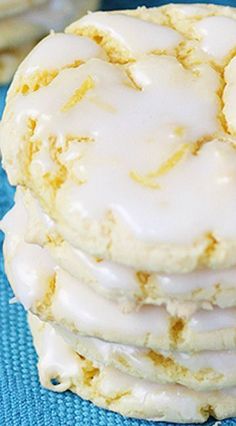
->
[65,135,94,145]
[147,143,190,179]
[129,144,190,189]
[129,171,160,189]
[61,75,95,112]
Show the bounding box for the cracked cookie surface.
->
[2,4,236,272]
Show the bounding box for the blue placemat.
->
[1,1,236,422]
[101,0,235,10]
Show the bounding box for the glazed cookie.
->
[57,326,236,392]
[20,188,236,314]
[3,197,236,352]
[29,313,236,423]
[2,5,236,272]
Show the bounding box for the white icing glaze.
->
[2,54,226,245]
[51,267,169,341]
[157,268,236,295]
[5,243,54,311]
[0,190,26,251]
[14,33,104,79]
[55,136,236,245]
[1,191,55,310]
[195,16,236,61]
[56,138,236,244]
[224,56,236,135]
[189,308,236,332]
[74,11,183,55]
[29,313,82,392]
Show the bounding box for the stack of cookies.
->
[0,0,99,84]
[2,3,236,423]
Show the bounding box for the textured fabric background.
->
[101,0,236,10]
[1,1,236,424]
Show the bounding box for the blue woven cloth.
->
[1,0,236,422]
[101,0,236,10]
